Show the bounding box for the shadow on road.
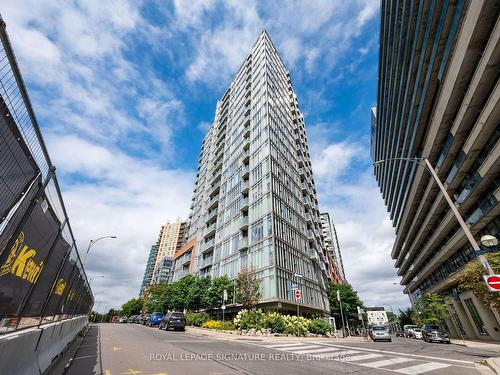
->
[64,324,101,375]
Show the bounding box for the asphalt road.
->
[57,323,498,375]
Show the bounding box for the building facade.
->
[175,31,330,315]
[154,219,187,269]
[320,212,347,284]
[152,256,174,285]
[140,244,158,295]
[373,0,500,341]
[366,307,389,326]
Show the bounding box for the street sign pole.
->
[338,290,346,338]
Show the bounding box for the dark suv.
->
[159,312,186,331]
[421,325,450,343]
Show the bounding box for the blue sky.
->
[2,0,408,312]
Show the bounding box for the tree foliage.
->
[411,293,449,327]
[458,252,500,310]
[328,283,364,329]
[398,307,414,326]
[235,267,261,308]
[205,275,233,307]
[121,298,143,316]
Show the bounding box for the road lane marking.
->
[291,347,353,354]
[364,357,414,368]
[265,343,314,348]
[394,362,450,374]
[315,343,474,365]
[113,346,123,352]
[105,370,111,375]
[120,370,143,375]
[273,345,321,351]
[343,353,384,362]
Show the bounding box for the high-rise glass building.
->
[140,244,158,295]
[320,212,346,284]
[373,1,500,341]
[176,31,330,314]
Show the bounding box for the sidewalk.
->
[185,326,369,344]
[451,339,500,352]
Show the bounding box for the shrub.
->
[262,312,285,333]
[233,309,264,330]
[201,320,235,330]
[185,311,210,327]
[308,319,331,335]
[282,315,309,336]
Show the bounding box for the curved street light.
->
[373,157,494,275]
[83,235,117,264]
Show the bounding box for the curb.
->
[486,358,500,375]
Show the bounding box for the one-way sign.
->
[483,275,500,292]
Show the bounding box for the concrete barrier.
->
[0,316,88,375]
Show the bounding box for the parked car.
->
[127,315,138,323]
[395,330,405,337]
[411,328,423,339]
[421,325,450,343]
[159,312,186,331]
[118,317,127,323]
[369,325,392,342]
[403,324,418,338]
[146,312,165,327]
[139,314,150,325]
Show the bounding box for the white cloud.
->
[310,135,409,310]
[46,134,194,309]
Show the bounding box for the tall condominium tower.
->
[140,244,158,295]
[154,219,187,269]
[320,212,346,284]
[177,31,330,314]
[373,1,500,341]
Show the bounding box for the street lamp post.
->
[83,236,117,264]
[373,157,494,275]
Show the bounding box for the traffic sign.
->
[223,289,228,301]
[483,275,500,292]
[221,305,226,310]
[291,283,298,290]
[294,289,301,300]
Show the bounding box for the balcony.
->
[301,182,307,192]
[298,167,306,176]
[204,222,216,238]
[305,212,313,223]
[181,253,192,266]
[207,194,219,210]
[239,237,249,250]
[240,215,249,229]
[212,168,222,183]
[203,238,215,253]
[241,165,250,178]
[303,196,312,208]
[200,256,213,268]
[240,197,249,211]
[209,181,221,196]
[206,208,218,224]
[241,180,249,193]
[307,230,315,241]
[241,149,250,163]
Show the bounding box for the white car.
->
[412,328,423,339]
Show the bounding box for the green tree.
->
[458,252,500,310]
[143,283,170,312]
[168,275,196,310]
[186,276,211,310]
[398,307,414,326]
[235,268,261,308]
[205,275,233,308]
[121,298,143,316]
[328,283,364,329]
[387,311,398,323]
[411,293,449,327]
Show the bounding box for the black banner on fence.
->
[0,193,60,315]
[0,96,40,225]
[0,175,41,259]
[43,247,78,317]
[21,234,71,317]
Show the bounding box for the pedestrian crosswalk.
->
[261,342,462,374]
